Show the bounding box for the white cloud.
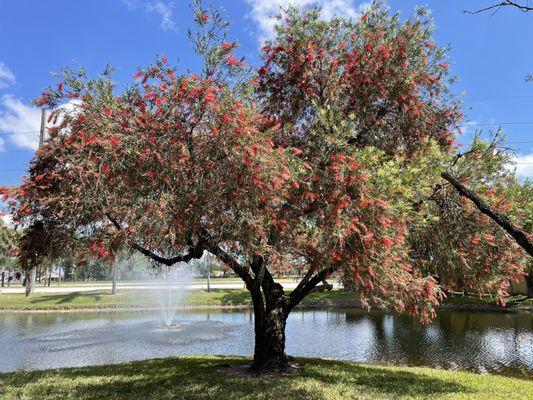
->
[244,0,371,44]
[146,1,177,32]
[0,62,15,89]
[0,95,81,150]
[123,0,177,32]
[512,152,533,179]
[0,95,41,150]
[1,213,13,228]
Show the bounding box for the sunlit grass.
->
[0,356,531,400]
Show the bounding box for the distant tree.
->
[0,218,19,287]
[2,2,529,372]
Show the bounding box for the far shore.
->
[1,289,531,313]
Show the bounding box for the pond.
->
[0,308,531,377]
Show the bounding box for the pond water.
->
[0,308,531,377]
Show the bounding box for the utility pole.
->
[24,109,46,297]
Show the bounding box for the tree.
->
[1,2,529,372]
[0,218,19,287]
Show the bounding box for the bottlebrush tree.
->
[407,135,530,302]
[1,3,529,372]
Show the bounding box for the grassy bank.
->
[0,356,531,400]
[0,289,357,311]
[0,289,532,312]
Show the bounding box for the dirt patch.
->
[217,359,302,378]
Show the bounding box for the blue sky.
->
[0,0,532,194]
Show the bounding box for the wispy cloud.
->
[244,0,371,45]
[146,1,177,31]
[0,62,15,89]
[122,0,177,32]
[0,95,80,150]
[0,95,41,150]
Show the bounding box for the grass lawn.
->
[0,289,532,311]
[0,356,531,400]
[0,289,357,310]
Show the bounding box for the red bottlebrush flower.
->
[161,55,168,63]
[202,14,209,22]
[167,71,175,80]
[134,72,142,79]
[292,147,303,155]
[102,165,110,174]
[470,237,480,245]
[109,137,120,148]
[361,14,367,22]
[146,170,155,179]
[258,66,268,75]
[58,82,63,92]
[221,42,236,51]
[381,237,394,248]
[103,108,111,117]
[204,88,216,102]
[226,55,244,67]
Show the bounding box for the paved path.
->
[0,281,341,294]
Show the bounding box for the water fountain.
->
[151,263,193,328]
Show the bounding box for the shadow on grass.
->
[0,356,473,400]
[29,290,105,305]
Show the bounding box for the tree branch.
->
[206,243,254,288]
[465,1,533,15]
[441,172,533,257]
[105,213,205,266]
[288,265,338,310]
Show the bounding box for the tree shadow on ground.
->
[213,289,252,305]
[29,290,104,305]
[299,358,470,397]
[0,356,475,400]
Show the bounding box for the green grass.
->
[0,356,531,400]
[1,289,531,311]
[0,289,357,310]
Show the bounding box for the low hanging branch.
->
[441,172,533,257]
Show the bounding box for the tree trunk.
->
[24,267,36,297]
[206,263,211,293]
[111,262,117,295]
[251,306,289,372]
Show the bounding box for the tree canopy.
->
[1,1,530,371]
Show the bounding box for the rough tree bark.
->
[110,261,117,295]
[441,172,533,257]
[24,266,36,297]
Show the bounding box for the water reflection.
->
[0,309,531,377]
